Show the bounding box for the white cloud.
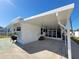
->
[0,0,15,7]
[6,0,15,7]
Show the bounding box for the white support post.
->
[67,19,72,59]
[56,12,72,59]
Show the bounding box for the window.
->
[57,29,61,38]
[17,27,21,31]
[53,30,56,37]
[41,28,43,34]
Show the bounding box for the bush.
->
[8,32,18,36]
[71,36,79,44]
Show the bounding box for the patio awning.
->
[24,3,74,29]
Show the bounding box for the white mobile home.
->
[7,4,74,44]
[7,3,74,59]
[19,4,74,44]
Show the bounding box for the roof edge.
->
[24,3,75,21]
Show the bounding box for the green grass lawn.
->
[71,36,79,44]
[0,35,10,39]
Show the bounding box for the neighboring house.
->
[6,3,74,59]
[0,26,6,35]
[74,29,79,37]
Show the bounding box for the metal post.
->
[56,12,72,59]
[67,19,72,59]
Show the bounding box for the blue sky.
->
[0,0,78,30]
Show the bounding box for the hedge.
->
[71,36,79,44]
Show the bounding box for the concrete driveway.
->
[71,40,79,59]
[0,38,79,59]
[0,38,38,59]
[0,38,67,59]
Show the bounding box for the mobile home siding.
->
[20,22,41,44]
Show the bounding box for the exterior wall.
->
[20,22,41,44]
[6,23,22,43]
[74,31,79,37]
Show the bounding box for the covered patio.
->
[24,3,74,40]
[6,3,74,59]
[17,39,67,59]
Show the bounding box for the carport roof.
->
[24,3,74,29]
[24,3,74,21]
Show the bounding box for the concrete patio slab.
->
[22,39,68,59]
[0,38,68,59]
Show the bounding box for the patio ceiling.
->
[24,3,74,29]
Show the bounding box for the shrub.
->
[8,32,18,36]
[71,36,79,44]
